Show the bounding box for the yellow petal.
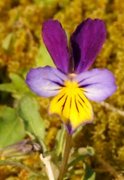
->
[49,80,93,130]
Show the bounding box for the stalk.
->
[58,131,72,180]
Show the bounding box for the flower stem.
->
[58,131,72,180]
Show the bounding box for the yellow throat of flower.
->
[63,80,80,95]
[49,79,93,131]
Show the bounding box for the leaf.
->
[0,73,30,98]
[18,95,45,145]
[2,33,13,50]
[83,165,96,180]
[36,44,54,67]
[68,155,85,168]
[68,146,95,168]
[55,127,65,157]
[0,106,25,148]
[0,83,16,93]
[86,147,95,156]
[9,73,29,93]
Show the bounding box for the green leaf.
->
[10,73,27,89]
[0,106,25,148]
[0,83,16,93]
[83,165,96,180]
[0,73,30,98]
[36,45,54,67]
[68,147,95,168]
[68,155,85,168]
[9,73,29,94]
[18,96,45,145]
[55,127,65,157]
[2,33,13,50]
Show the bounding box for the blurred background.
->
[0,0,124,179]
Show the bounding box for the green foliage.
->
[0,106,25,148]
[55,127,65,157]
[69,147,94,168]
[36,44,55,67]
[0,77,46,150]
[18,95,45,147]
[0,73,30,99]
[83,165,96,180]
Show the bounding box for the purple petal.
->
[26,66,67,97]
[42,19,70,73]
[71,18,106,73]
[75,68,117,102]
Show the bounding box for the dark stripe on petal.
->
[26,66,63,97]
[76,68,117,102]
[79,82,100,88]
[75,98,79,113]
[44,78,64,87]
[57,94,66,102]
[78,94,90,109]
[50,80,64,87]
[61,96,68,112]
[70,97,72,109]
[77,99,84,108]
[78,94,85,103]
[53,71,66,82]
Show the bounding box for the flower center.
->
[63,80,80,96]
[49,78,93,131]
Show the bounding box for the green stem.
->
[58,131,72,180]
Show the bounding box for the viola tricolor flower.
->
[26,18,116,133]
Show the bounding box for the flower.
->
[26,18,116,133]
